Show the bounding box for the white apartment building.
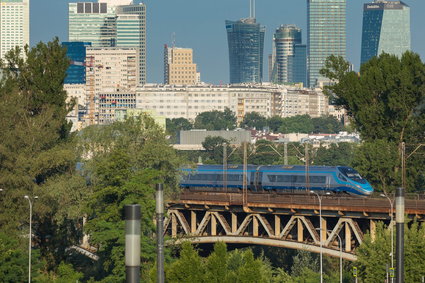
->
[136,83,328,122]
[0,0,29,59]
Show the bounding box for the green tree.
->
[312,116,344,134]
[194,108,237,130]
[79,115,181,281]
[267,116,285,132]
[320,52,425,192]
[166,242,206,283]
[0,232,27,282]
[240,112,267,130]
[279,115,314,134]
[357,221,425,283]
[314,143,356,166]
[166,117,193,143]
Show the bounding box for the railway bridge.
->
[164,191,425,260]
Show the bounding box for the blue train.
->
[180,165,374,196]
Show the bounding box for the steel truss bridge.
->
[164,191,425,260]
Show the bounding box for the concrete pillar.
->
[191,211,197,234]
[321,217,327,242]
[275,215,281,237]
[370,219,376,242]
[297,218,304,242]
[211,214,217,236]
[253,216,259,237]
[345,222,352,252]
[171,214,177,238]
[232,213,237,234]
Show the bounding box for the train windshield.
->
[338,167,367,184]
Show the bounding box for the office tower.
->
[225,18,265,84]
[62,42,92,84]
[164,45,199,85]
[272,25,306,86]
[360,0,410,66]
[68,1,146,84]
[307,0,346,88]
[68,2,116,46]
[0,0,29,59]
[116,3,146,84]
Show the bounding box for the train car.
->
[180,164,374,196]
[180,164,259,190]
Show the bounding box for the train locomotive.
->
[180,165,374,196]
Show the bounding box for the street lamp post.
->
[24,195,38,283]
[381,193,394,282]
[325,230,342,283]
[310,191,330,283]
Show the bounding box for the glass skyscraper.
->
[307,0,346,88]
[271,25,306,86]
[62,41,92,84]
[68,1,146,84]
[0,0,29,60]
[360,1,410,66]
[225,18,265,84]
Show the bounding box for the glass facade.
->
[307,0,346,88]
[226,18,265,84]
[62,41,92,84]
[272,25,306,86]
[360,1,410,66]
[116,4,146,84]
[68,2,146,84]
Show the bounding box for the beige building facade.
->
[136,83,329,122]
[164,45,199,85]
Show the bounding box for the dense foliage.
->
[320,52,425,193]
[356,221,425,282]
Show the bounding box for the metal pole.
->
[223,143,227,192]
[284,142,288,165]
[381,193,394,283]
[125,204,141,283]
[395,186,404,283]
[243,142,248,207]
[24,196,32,283]
[336,234,342,283]
[311,191,323,283]
[156,184,165,283]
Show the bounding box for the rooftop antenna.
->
[249,0,255,18]
[171,32,176,48]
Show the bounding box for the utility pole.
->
[156,184,165,283]
[396,142,405,283]
[223,143,227,192]
[284,142,288,165]
[305,143,309,191]
[243,142,248,208]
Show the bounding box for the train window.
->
[228,174,241,181]
[338,174,347,182]
[267,175,276,182]
[339,167,367,184]
[293,175,306,183]
[277,175,291,182]
[310,176,326,183]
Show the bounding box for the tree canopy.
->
[194,107,237,130]
[320,52,425,192]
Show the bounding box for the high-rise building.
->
[62,42,92,84]
[271,25,307,86]
[68,1,146,84]
[164,45,199,85]
[360,0,410,66]
[307,0,346,88]
[225,18,265,84]
[0,0,29,59]
[116,3,146,84]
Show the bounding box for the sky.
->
[31,0,425,84]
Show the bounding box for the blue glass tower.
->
[62,41,92,84]
[226,18,265,84]
[360,1,410,66]
[307,0,346,88]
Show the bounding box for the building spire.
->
[249,0,255,18]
